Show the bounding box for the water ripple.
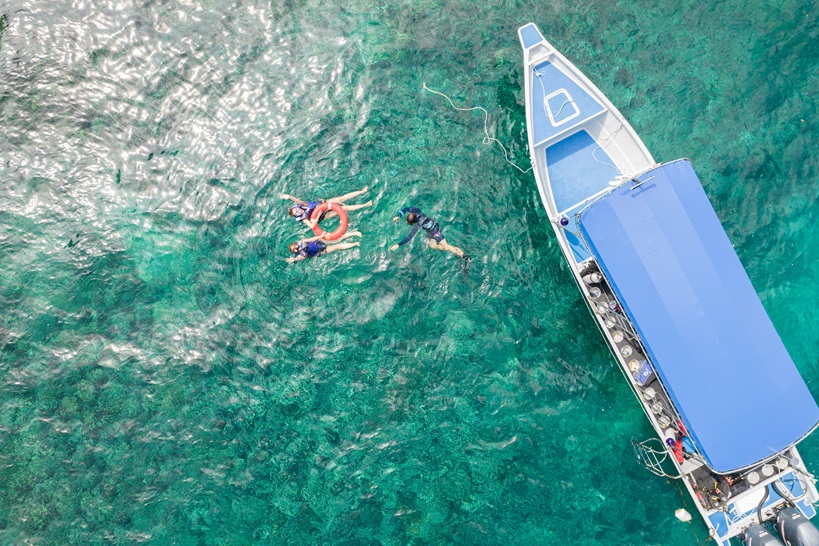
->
[0,0,817,544]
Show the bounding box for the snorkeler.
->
[280,186,371,227]
[285,231,362,264]
[390,207,465,257]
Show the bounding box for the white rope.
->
[422,83,532,174]
[592,146,622,175]
[591,122,626,175]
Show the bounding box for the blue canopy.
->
[577,159,819,473]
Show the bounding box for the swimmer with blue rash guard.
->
[280,186,371,229]
[390,207,465,258]
[286,231,362,264]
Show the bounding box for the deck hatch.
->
[544,89,579,126]
[530,60,605,145]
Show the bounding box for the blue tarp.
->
[577,159,819,473]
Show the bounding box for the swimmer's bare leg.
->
[340,201,372,211]
[327,186,369,203]
[324,241,360,254]
[335,230,362,241]
[429,238,465,257]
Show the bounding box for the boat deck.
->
[546,130,619,213]
[530,60,605,147]
[544,130,619,262]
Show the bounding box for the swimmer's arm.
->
[279,193,306,204]
[393,206,421,223]
[285,255,307,263]
[298,235,324,243]
[395,224,420,247]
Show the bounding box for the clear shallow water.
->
[0,0,816,544]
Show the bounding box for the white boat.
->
[518,22,819,546]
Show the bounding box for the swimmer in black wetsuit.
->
[390,207,465,257]
[286,231,362,264]
[280,186,372,229]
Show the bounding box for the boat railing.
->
[632,437,684,480]
[580,261,708,469]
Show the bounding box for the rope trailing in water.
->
[422,83,533,174]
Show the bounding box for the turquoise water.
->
[0,0,817,544]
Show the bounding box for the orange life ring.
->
[310,202,348,241]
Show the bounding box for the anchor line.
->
[422,83,533,174]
